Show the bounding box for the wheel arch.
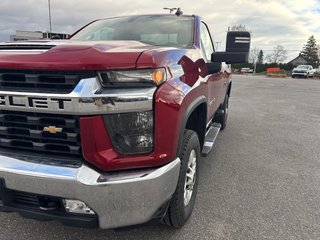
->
[177,96,207,156]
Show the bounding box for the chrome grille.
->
[0,70,95,93]
[0,110,81,157]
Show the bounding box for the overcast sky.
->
[0,0,319,61]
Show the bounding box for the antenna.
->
[163,7,177,13]
[175,8,183,16]
[163,7,183,16]
[48,0,52,38]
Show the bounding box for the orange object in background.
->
[267,67,280,72]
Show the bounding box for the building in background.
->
[10,30,69,41]
[287,54,308,67]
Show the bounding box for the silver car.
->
[292,65,315,78]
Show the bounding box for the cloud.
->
[0,0,319,61]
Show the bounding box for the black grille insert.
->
[0,110,82,158]
[13,191,42,207]
[0,181,99,228]
[0,183,63,211]
[0,70,96,93]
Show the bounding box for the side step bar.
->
[201,122,221,157]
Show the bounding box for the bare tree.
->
[230,24,248,31]
[266,45,287,63]
[249,47,261,73]
[249,47,260,64]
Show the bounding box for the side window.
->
[200,22,214,61]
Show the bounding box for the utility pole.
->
[216,41,221,50]
[48,0,52,38]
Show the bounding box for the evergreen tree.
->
[257,50,264,64]
[300,36,319,67]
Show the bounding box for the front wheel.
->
[162,130,200,228]
[216,94,229,130]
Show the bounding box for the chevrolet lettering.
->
[0,95,71,110]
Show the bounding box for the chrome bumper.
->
[0,156,180,229]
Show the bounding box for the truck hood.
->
[0,40,160,70]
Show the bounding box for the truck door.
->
[200,22,225,121]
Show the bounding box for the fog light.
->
[63,199,95,215]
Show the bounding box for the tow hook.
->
[39,197,60,211]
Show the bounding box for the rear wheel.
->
[162,130,200,228]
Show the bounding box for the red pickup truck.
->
[0,14,250,229]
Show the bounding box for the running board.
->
[201,122,221,157]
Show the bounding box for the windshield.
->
[71,15,194,48]
[297,65,309,69]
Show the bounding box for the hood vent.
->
[0,44,55,50]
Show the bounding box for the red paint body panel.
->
[80,82,185,171]
[80,116,158,171]
[79,53,229,171]
[0,40,157,70]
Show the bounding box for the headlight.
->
[103,111,153,154]
[98,68,166,87]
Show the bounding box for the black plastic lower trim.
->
[0,205,99,228]
[0,179,98,228]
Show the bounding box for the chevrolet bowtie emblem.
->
[43,126,63,134]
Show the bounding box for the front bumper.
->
[292,72,308,77]
[0,155,180,229]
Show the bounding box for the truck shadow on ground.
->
[0,212,182,240]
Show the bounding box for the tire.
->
[216,94,229,130]
[162,130,200,228]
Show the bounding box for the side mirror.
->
[206,62,222,74]
[211,31,251,64]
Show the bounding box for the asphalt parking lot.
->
[0,75,319,240]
